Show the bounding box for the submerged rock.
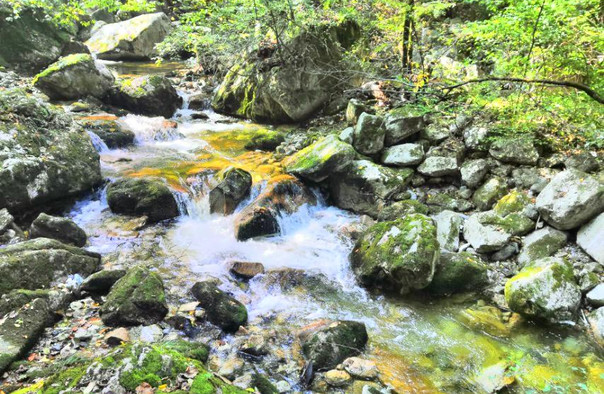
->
[100,266,168,326]
[353,113,385,155]
[29,212,87,247]
[299,320,368,370]
[191,280,248,333]
[209,167,252,215]
[32,53,114,100]
[107,177,179,223]
[284,135,356,183]
[535,169,604,230]
[577,212,604,264]
[458,304,523,338]
[229,261,265,280]
[85,12,171,60]
[0,238,100,295]
[351,214,439,294]
[108,75,182,118]
[505,257,581,323]
[0,89,102,212]
[426,251,489,294]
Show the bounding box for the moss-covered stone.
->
[101,266,168,326]
[244,129,285,151]
[108,75,182,118]
[458,304,524,338]
[426,252,489,295]
[351,214,439,294]
[353,112,385,155]
[0,288,50,316]
[106,177,179,223]
[478,211,534,236]
[489,138,539,165]
[493,190,532,217]
[77,115,136,149]
[472,176,508,211]
[191,281,247,333]
[377,199,429,221]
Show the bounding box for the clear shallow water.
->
[69,85,604,393]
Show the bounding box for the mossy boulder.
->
[352,112,385,155]
[209,167,252,215]
[29,213,87,247]
[329,160,414,216]
[346,99,371,125]
[33,53,114,100]
[472,176,508,211]
[493,190,532,217]
[191,281,247,333]
[517,226,567,266]
[100,266,168,326]
[0,288,51,316]
[489,138,539,165]
[458,304,524,338]
[383,108,426,146]
[284,135,357,183]
[234,175,316,240]
[107,177,179,223]
[0,89,102,212]
[463,210,533,253]
[244,129,285,151]
[351,214,439,294]
[377,199,429,221]
[504,257,581,323]
[0,238,100,295]
[426,252,489,295]
[108,75,182,118]
[299,320,368,370]
[85,12,171,60]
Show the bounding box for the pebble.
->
[342,357,379,379]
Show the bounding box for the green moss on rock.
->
[106,177,179,223]
[427,252,489,295]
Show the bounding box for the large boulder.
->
[209,167,252,215]
[108,75,182,118]
[33,53,115,100]
[383,108,426,146]
[106,177,179,223]
[329,160,413,216]
[464,210,533,253]
[29,213,87,247]
[0,238,100,295]
[212,22,360,123]
[299,320,368,370]
[234,175,316,240]
[191,281,248,333]
[100,266,168,326]
[0,6,73,73]
[85,12,171,60]
[517,226,567,266]
[535,169,603,230]
[351,214,439,294]
[284,135,356,182]
[577,213,604,264]
[0,89,102,212]
[352,113,385,155]
[426,251,489,295]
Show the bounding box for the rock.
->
[505,257,581,323]
[463,212,512,253]
[353,113,385,155]
[493,190,532,217]
[284,135,356,183]
[565,152,600,173]
[0,298,56,373]
[586,284,604,307]
[61,39,90,56]
[351,214,439,294]
[212,22,360,123]
[339,127,354,144]
[78,115,136,149]
[240,333,269,357]
[381,143,425,167]
[324,370,352,387]
[234,175,316,240]
[417,157,459,177]
[0,289,52,316]
[588,307,604,348]
[329,160,413,216]
[299,320,368,370]
[463,126,491,151]
[535,169,604,230]
[0,208,13,234]
[108,75,182,118]
[577,213,604,264]
[0,6,73,73]
[32,53,114,100]
[80,269,127,294]
[377,199,429,221]
[0,89,102,212]
[229,261,265,280]
[420,123,450,144]
[100,266,168,326]
[0,238,100,295]
[458,305,523,338]
[191,281,247,333]
[426,252,489,294]
[426,193,473,213]
[29,213,87,247]
[511,167,558,192]
[209,167,252,215]
[346,99,371,125]
[472,177,507,211]
[0,208,23,245]
[489,138,539,165]
[461,159,490,188]
[107,177,179,223]
[244,130,285,151]
[473,361,515,393]
[85,12,171,60]
[517,227,567,266]
[105,327,130,346]
[383,108,426,146]
[433,210,463,252]
[342,357,379,379]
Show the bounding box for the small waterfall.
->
[173,173,213,218]
[120,114,184,144]
[86,130,109,153]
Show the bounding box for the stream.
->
[66,62,602,393]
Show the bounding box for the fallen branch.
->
[441,77,604,104]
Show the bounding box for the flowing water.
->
[67,64,603,393]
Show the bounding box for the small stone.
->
[417,156,459,177]
[178,301,200,313]
[472,177,507,211]
[353,113,385,155]
[229,261,266,280]
[517,227,567,266]
[275,380,291,393]
[380,143,425,167]
[342,357,379,379]
[433,210,463,252]
[586,284,604,307]
[218,357,245,380]
[339,127,354,144]
[135,324,164,343]
[105,327,130,346]
[461,159,490,188]
[324,370,352,387]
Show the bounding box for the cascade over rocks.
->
[107,177,179,223]
[209,167,252,214]
[0,88,102,212]
[351,214,439,294]
[212,21,360,123]
[108,75,183,118]
[77,114,136,149]
[191,280,248,333]
[29,212,87,247]
[85,12,171,60]
[33,53,115,100]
